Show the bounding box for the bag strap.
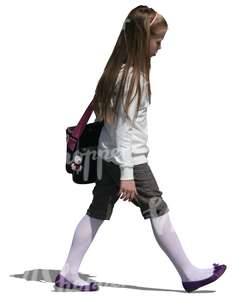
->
[67,100,94,152]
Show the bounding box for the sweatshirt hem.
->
[98,153,148,167]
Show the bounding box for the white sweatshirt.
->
[96,65,150,180]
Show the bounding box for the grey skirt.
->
[86,158,169,220]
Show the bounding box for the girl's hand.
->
[118,180,139,202]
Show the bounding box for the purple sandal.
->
[54,274,99,292]
[182,263,227,292]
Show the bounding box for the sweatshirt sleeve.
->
[114,71,141,180]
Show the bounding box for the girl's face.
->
[149,29,167,57]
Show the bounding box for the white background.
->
[1,0,243,298]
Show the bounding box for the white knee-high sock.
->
[60,214,104,285]
[150,212,214,282]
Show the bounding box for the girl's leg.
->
[149,212,214,282]
[60,214,104,285]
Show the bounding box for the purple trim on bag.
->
[67,100,94,152]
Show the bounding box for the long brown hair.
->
[92,5,168,125]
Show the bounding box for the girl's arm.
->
[115,94,138,180]
[114,69,145,180]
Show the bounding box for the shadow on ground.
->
[10,269,216,293]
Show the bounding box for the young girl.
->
[54,5,227,292]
